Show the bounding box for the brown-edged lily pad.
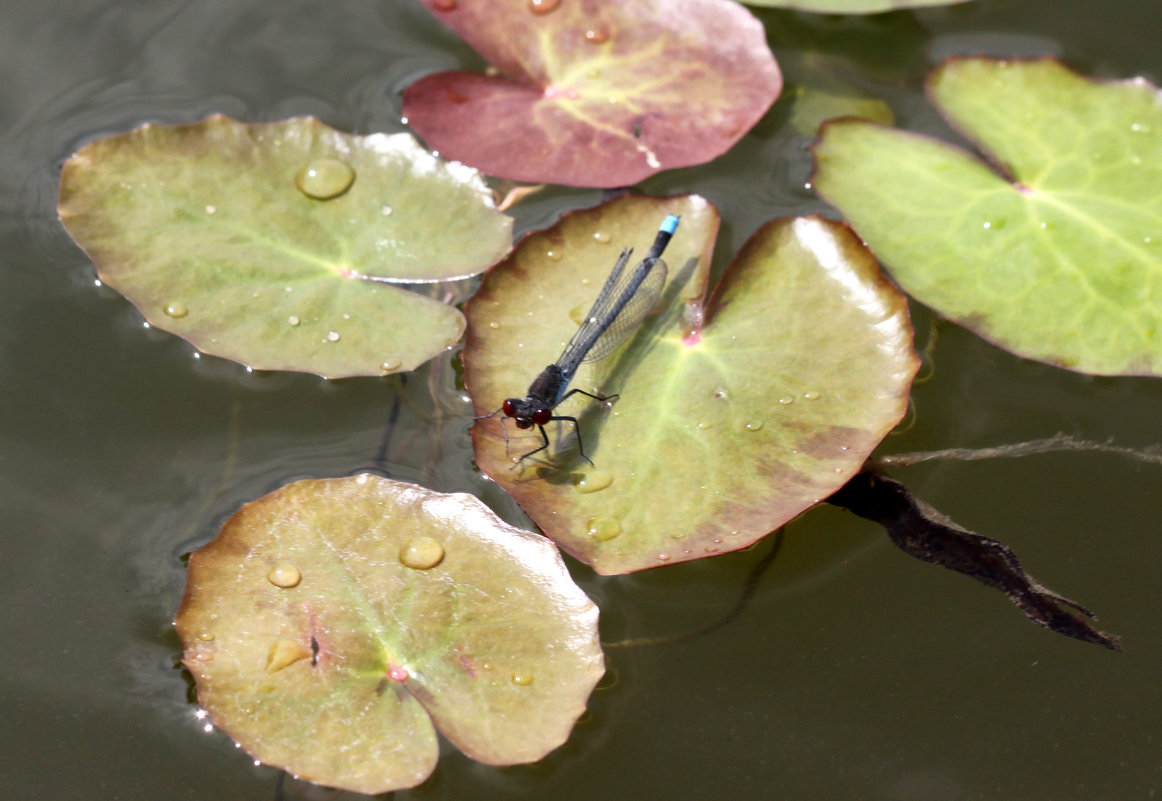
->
[59,115,512,378]
[175,474,602,795]
[402,0,781,187]
[465,195,917,574]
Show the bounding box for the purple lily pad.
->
[402,0,782,187]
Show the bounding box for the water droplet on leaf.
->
[511,672,534,685]
[295,158,355,200]
[400,537,445,569]
[586,516,621,541]
[592,230,611,244]
[574,470,613,493]
[745,420,764,432]
[585,28,609,43]
[267,563,301,588]
[325,331,340,342]
[778,396,794,406]
[287,315,300,326]
[528,0,559,13]
[802,390,820,401]
[164,302,188,318]
[380,358,402,372]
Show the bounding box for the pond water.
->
[3,1,1162,799]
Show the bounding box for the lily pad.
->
[812,58,1162,376]
[58,115,513,378]
[465,196,917,574]
[743,0,970,11]
[402,0,781,187]
[788,85,895,137]
[175,474,602,794]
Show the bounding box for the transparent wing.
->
[556,256,668,376]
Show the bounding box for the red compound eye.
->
[501,399,517,417]
[532,408,553,426]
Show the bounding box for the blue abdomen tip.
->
[660,214,680,234]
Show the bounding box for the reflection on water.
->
[4,0,1162,799]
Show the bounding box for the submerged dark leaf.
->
[828,469,1121,651]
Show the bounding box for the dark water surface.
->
[3,1,1162,799]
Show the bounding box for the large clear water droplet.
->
[295,158,355,200]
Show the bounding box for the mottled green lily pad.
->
[465,196,917,574]
[402,0,781,187]
[744,0,969,11]
[58,115,513,378]
[813,58,1162,376]
[175,475,602,794]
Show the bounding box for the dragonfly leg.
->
[512,423,553,468]
[552,415,595,467]
[557,388,620,406]
[474,406,512,457]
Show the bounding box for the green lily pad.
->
[788,84,895,136]
[465,196,917,574]
[58,115,513,378]
[812,58,1162,376]
[175,475,602,794]
[402,0,781,187]
[743,0,970,11]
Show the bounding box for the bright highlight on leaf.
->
[176,475,603,795]
[465,195,917,574]
[58,115,513,378]
[403,0,782,187]
[813,57,1162,376]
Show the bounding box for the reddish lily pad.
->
[175,475,602,795]
[465,196,917,574]
[58,115,513,378]
[402,0,781,187]
[813,58,1162,376]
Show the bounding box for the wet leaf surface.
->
[465,195,917,574]
[175,475,603,795]
[828,468,1121,651]
[813,58,1162,376]
[745,0,969,11]
[402,0,781,187]
[59,115,512,377]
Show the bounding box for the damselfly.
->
[478,214,680,466]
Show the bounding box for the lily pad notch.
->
[465,194,918,574]
[812,57,1162,377]
[58,115,513,378]
[404,0,783,187]
[176,475,603,794]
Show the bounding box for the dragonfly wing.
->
[580,258,667,363]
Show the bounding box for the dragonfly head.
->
[502,398,552,428]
